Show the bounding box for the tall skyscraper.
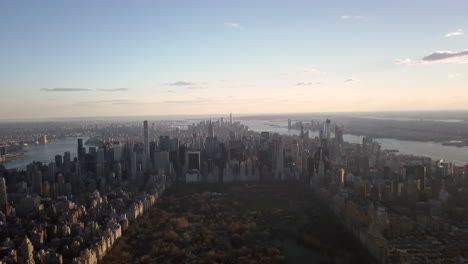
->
[130,149,137,183]
[208,122,215,138]
[55,155,63,168]
[229,113,233,126]
[322,119,331,141]
[77,138,84,161]
[335,124,344,144]
[143,120,150,168]
[0,177,8,214]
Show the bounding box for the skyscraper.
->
[208,122,215,138]
[130,149,137,183]
[159,136,171,152]
[335,124,344,144]
[0,177,8,214]
[322,119,331,141]
[143,120,150,171]
[77,138,84,161]
[229,113,233,126]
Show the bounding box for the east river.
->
[2,119,468,170]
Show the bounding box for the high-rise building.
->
[96,148,105,180]
[185,151,201,183]
[154,151,170,172]
[48,162,56,183]
[55,155,63,168]
[0,177,8,214]
[229,113,233,126]
[113,141,123,161]
[159,136,171,152]
[335,124,344,144]
[32,170,43,196]
[322,119,331,141]
[208,122,215,138]
[77,138,84,161]
[64,152,71,167]
[186,151,201,171]
[18,236,34,264]
[143,120,150,170]
[130,149,137,183]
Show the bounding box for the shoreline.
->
[286,127,468,148]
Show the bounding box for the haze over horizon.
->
[1,0,467,119]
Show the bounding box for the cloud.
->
[187,86,206,90]
[166,90,176,93]
[281,67,323,76]
[226,23,241,29]
[74,99,139,106]
[396,49,468,65]
[445,29,464,38]
[340,15,367,21]
[448,73,461,79]
[295,82,321,86]
[41,88,130,92]
[41,88,92,92]
[303,68,320,73]
[76,99,136,104]
[97,88,129,92]
[163,99,214,104]
[166,81,195,86]
[345,78,359,83]
[162,97,274,105]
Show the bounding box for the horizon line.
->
[1,109,468,123]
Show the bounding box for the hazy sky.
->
[1,0,467,119]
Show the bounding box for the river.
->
[242,120,468,166]
[3,137,87,170]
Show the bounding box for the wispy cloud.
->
[445,29,464,38]
[448,73,461,79]
[165,81,195,86]
[162,97,274,105]
[226,23,241,29]
[303,68,320,73]
[74,99,137,106]
[41,88,130,92]
[41,88,92,92]
[97,88,129,92]
[78,99,136,104]
[295,82,321,86]
[187,86,206,90]
[396,49,468,65]
[340,15,367,21]
[281,67,323,76]
[163,99,214,104]
[345,78,360,83]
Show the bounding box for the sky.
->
[0,0,467,119]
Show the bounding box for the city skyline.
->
[1,0,467,119]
